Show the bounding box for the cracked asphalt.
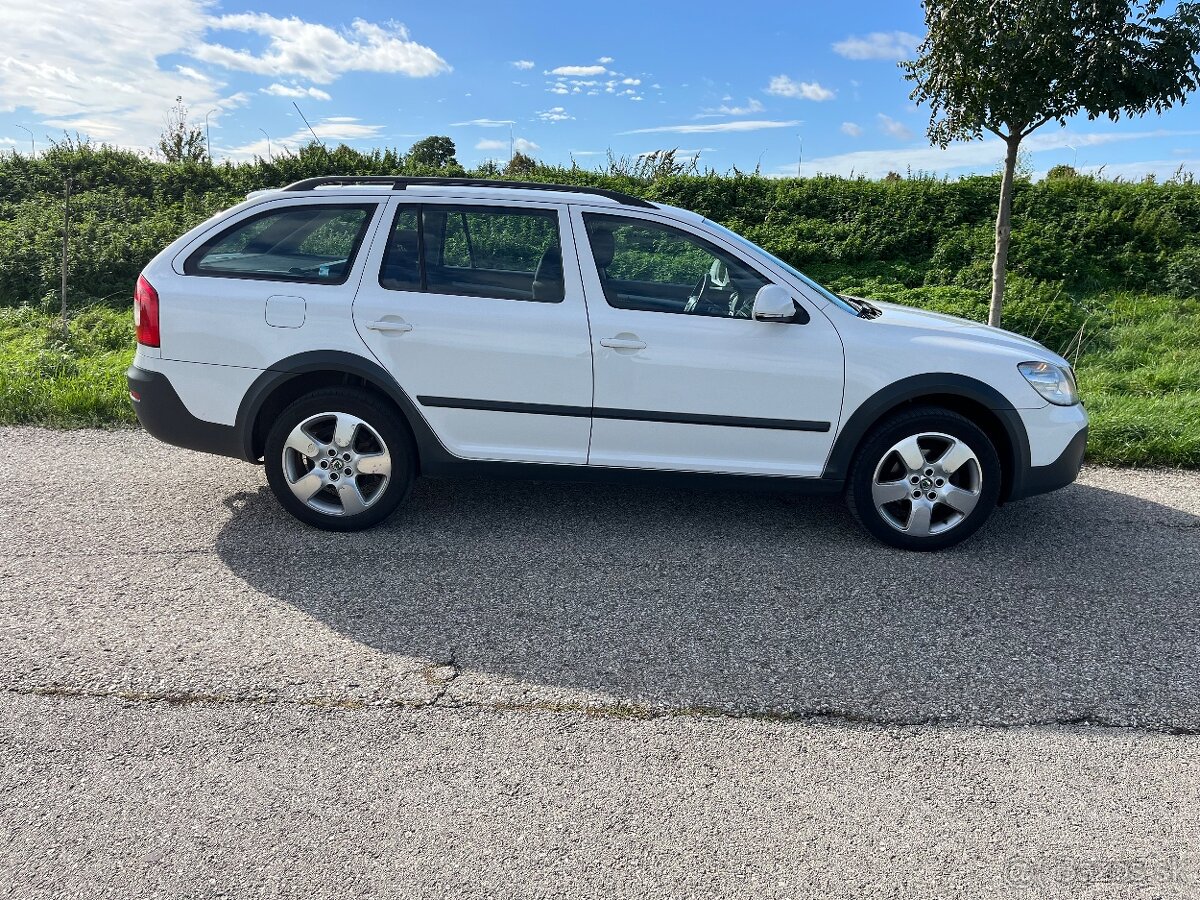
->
[2,426,1199,898]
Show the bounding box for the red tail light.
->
[134,275,160,348]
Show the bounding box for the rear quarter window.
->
[185,204,376,284]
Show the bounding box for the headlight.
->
[1018,361,1080,406]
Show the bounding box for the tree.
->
[157,97,208,164]
[407,135,459,170]
[1045,164,1079,181]
[504,150,538,177]
[903,0,1200,326]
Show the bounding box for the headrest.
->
[590,228,616,268]
[708,258,730,288]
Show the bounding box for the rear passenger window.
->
[186,204,375,284]
[378,204,564,302]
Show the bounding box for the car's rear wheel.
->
[264,387,414,531]
[846,406,1001,551]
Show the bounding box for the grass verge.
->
[1,294,1198,467]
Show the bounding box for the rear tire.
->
[264,387,414,531]
[846,406,1001,551]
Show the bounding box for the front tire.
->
[264,387,414,531]
[846,406,1001,551]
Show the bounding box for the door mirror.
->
[752,284,799,323]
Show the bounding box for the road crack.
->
[6,683,1199,735]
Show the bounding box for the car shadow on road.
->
[215,476,1200,730]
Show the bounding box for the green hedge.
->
[6,142,1200,314]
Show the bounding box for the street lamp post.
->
[15,124,33,156]
[204,108,218,161]
[259,128,272,161]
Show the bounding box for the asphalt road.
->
[2,426,1198,898]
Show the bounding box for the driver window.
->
[582,213,770,318]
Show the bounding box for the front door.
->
[353,198,593,465]
[572,208,844,477]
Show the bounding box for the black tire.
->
[264,387,415,531]
[846,406,1002,551]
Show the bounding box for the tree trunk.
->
[990,136,1020,328]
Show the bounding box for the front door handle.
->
[366,319,413,334]
[600,337,647,350]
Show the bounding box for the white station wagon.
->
[128,177,1088,550]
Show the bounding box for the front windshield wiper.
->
[838,294,883,319]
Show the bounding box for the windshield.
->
[703,219,859,315]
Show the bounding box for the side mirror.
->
[753,284,800,323]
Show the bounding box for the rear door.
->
[352,198,594,464]
[572,208,845,477]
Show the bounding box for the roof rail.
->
[279,175,656,208]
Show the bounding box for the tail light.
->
[134,275,160,347]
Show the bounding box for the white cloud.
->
[451,118,514,127]
[548,84,569,95]
[475,137,539,153]
[833,31,920,61]
[0,0,222,146]
[175,65,211,83]
[262,83,331,101]
[537,107,573,122]
[597,56,614,64]
[621,77,641,86]
[549,64,607,76]
[788,128,1200,179]
[222,115,383,160]
[841,121,863,137]
[700,98,765,117]
[878,114,914,140]
[511,59,535,69]
[621,119,801,135]
[194,14,450,83]
[765,76,835,102]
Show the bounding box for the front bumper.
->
[1012,425,1088,501]
[127,365,244,459]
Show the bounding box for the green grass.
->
[2,293,1198,467]
[0,306,135,428]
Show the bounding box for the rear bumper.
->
[1011,425,1088,501]
[127,365,245,459]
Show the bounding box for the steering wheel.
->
[686,272,743,317]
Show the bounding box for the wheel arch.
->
[824,374,1032,503]
[235,351,442,468]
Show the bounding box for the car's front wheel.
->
[846,406,1002,551]
[264,387,414,531]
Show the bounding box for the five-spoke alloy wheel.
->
[264,388,413,531]
[848,407,1001,551]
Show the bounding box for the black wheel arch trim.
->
[234,350,450,466]
[822,373,1033,502]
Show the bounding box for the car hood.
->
[858,299,1071,367]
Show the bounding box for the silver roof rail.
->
[278,175,656,208]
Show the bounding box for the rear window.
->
[185,204,375,284]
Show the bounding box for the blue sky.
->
[4,0,1200,180]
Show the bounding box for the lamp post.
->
[204,108,218,161]
[259,128,272,161]
[15,124,33,156]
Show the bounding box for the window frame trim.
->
[182,202,379,286]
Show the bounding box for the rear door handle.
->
[366,319,413,334]
[600,337,646,350]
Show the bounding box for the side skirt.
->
[419,454,845,497]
